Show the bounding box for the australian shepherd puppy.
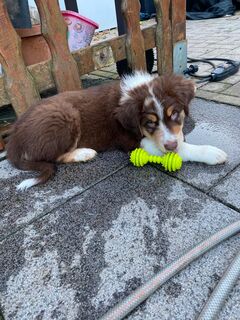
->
[7,72,227,190]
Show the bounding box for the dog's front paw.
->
[72,148,97,162]
[203,146,227,165]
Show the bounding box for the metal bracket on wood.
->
[173,40,187,74]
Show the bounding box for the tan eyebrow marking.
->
[166,106,175,117]
[146,114,158,122]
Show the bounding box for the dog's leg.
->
[141,138,227,165]
[57,148,97,163]
[178,142,227,165]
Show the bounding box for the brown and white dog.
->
[7,72,227,190]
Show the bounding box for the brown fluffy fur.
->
[7,74,195,187]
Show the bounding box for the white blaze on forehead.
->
[148,85,163,120]
[120,71,165,123]
[120,71,156,103]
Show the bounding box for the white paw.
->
[203,146,227,165]
[73,148,97,162]
[17,178,39,191]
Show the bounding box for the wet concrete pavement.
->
[0,98,240,320]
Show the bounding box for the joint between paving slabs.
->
[206,162,240,194]
[158,165,240,216]
[0,161,129,243]
[2,160,240,242]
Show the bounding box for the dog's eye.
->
[146,120,156,128]
[146,120,153,125]
[171,111,179,121]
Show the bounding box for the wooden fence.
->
[0,0,186,149]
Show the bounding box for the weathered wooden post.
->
[121,0,147,71]
[154,0,187,75]
[35,0,82,91]
[171,0,187,74]
[0,0,40,116]
[0,135,5,151]
[154,0,172,74]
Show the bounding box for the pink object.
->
[62,10,99,52]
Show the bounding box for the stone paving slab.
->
[216,74,240,85]
[224,81,240,97]
[186,14,240,106]
[200,82,232,93]
[0,151,128,240]
[0,166,240,320]
[158,99,240,191]
[196,89,240,107]
[210,166,240,210]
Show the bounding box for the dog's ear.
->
[115,72,154,137]
[153,75,196,116]
[175,78,196,116]
[114,98,142,137]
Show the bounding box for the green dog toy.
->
[130,148,182,172]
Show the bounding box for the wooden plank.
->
[0,24,156,107]
[29,60,55,92]
[121,0,147,71]
[154,0,173,74]
[0,122,11,151]
[0,0,40,115]
[35,0,82,91]
[0,135,4,151]
[171,0,186,43]
[0,76,10,106]
[0,123,11,136]
[72,34,127,75]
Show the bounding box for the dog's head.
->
[115,72,196,153]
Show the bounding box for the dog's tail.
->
[7,133,56,190]
[14,160,56,191]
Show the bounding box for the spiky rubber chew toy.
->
[130,148,182,172]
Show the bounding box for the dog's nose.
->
[164,141,178,151]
